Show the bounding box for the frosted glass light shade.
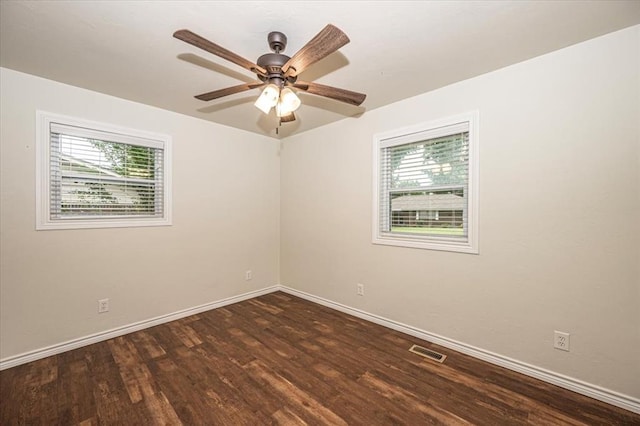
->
[277,88,301,117]
[254,84,280,114]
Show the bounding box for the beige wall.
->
[281,26,640,398]
[0,68,281,359]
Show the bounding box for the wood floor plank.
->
[312,361,439,424]
[130,331,167,360]
[272,405,309,425]
[2,291,639,425]
[56,358,96,424]
[245,359,348,425]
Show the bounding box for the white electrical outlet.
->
[356,283,364,296]
[245,270,252,280]
[98,298,109,313]
[554,331,570,351]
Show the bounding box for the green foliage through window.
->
[51,131,163,218]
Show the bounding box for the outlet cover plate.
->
[554,331,570,351]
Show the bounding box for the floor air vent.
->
[409,345,447,363]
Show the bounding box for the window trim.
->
[36,111,172,230]
[372,111,479,254]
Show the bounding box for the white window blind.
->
[37,112,171,230]
[373,112,478,253]
[50,124,164,218]
[380,131,469,237]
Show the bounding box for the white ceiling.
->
[2,1,639,139]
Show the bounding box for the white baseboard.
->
[278,286,640,415]
[0,286,280,371]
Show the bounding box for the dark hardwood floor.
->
[1,292,639,425]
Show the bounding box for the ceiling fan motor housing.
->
[257,51,291,87]
[255,31,294,87]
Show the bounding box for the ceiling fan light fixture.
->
[277,88,301,116]
[254,84,280,114]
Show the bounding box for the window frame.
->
[372,111,479,254]
[36,111,172,230]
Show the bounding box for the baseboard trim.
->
[278,285,640,415]
[0,286,280,371]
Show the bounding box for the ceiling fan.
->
[173,24,366,123]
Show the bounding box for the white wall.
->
[0,68,281,359]
[281,26,640,398]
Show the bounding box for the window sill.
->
[372,233,478,254]
[36,216,172,231]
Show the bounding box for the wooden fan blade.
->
[292,81,366,106]
[282,24,349,77]
[280,112,296,123]
[195,82,264,102]
[174,29,267,75]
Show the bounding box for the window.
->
[36,111,171,230]
[373,112,478,253]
